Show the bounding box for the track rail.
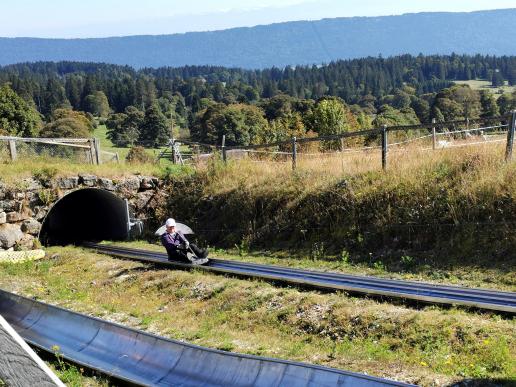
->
[0,289,409,387]
[85,243,516,314]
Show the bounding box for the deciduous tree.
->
[106,106,144,147]
[0,84,42,137]
[40,109,94,138]
[191,103,268,146]
[84,91,111,117]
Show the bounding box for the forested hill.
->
[2,54,514,116]
[1,9,515,69]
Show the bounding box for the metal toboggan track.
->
[0,289,410,387]
[84,243,516,314]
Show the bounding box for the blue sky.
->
[1,0,515,38]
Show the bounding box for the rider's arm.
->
[176,231,188,245]
[161,233,180,249]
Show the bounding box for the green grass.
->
[93,124,168,162]
[1,246,513,386]
[47,351,111,387]
[454,79,516,98]
[0,157,164,183]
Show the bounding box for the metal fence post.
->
[432,118,436,150]
[292,136,297,171]
[505,110,516,162]
[221,135,227,164]
[8,140,17,161]
[381,125,388,170]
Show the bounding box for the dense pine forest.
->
[1,54,515,147]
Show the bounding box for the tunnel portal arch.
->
[39,188,133,246]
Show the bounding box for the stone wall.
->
[0,174,161,251]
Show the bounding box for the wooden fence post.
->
[8,140,17,161]
[381,125,388,171]
[171,138,177,164]
[292,136,297,171]
[94,138,101,165]
[221,135,227,164]
[89,138,96,165]
[432,118,436,150]
[505,110,516,162]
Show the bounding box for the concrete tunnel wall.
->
[39,188,130,246]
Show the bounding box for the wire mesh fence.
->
[100,150,120,164]
[0,137,119,165]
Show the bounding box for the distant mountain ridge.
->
[1,9,515,69]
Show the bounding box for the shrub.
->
[40,109,94,138]
[126,146,153,164]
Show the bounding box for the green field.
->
[454,79,516,99]
[93,124,166,161]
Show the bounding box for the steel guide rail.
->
[84,243,516,314]
[0,289,410,387]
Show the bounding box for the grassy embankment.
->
[0,247,514,386]
[152,141,516,273]
[2,133,515,276]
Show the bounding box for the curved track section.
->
[85,243,516,314]
[0,289,408,387]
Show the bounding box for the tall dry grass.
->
[200,139,511,197]
[0,156,167,184]
[168,139,516,263]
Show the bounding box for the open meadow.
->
[454,80,516,99]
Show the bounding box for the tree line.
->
[0,54,515,148]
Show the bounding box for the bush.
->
[40,109,94,138]
[33,167,58,182]
[126,146,153,164]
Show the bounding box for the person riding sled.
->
[160,218,209,265]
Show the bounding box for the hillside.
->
[1,142,515,385]
[1,9,515,69]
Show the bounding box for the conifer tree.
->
[139,103,170,147]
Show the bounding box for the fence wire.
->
[0,139,91,164]
[170,114,515,173]
[1,137,120,165]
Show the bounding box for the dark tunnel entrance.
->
[40,188,133,246]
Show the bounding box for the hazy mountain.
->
[1,9,515,69]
